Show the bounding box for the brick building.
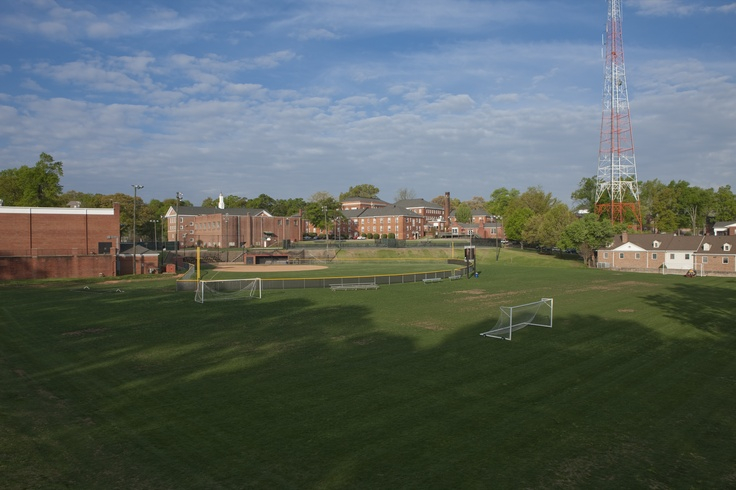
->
[165,206,305,249]
[0,204,120,280]
[597,232,736,276]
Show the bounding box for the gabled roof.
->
[697,236,736,254]
[357,205,422,218]
[602,233,704,252]
[166,206,271,218]
[393,198,442,210]
[340,197,389,208]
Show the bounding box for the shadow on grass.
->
[2,276,736,489]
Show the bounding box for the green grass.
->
[1,251,735,488]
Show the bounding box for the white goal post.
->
[194,278,262,303]
[480,298,553,340]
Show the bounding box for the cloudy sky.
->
[1,0,734,206]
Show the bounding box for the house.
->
[448,209,504,239]
[713,221,736,236]
[694,236,736,274]
[0,204,120,280]
[597,232,736,276]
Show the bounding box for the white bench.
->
[422,278,442,284]
[330,283,379,291]
[449,275,462,280]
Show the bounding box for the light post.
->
[160,216,165,250]
[322,206,328,255]
[150,219,159,250]
[224,213,229,259]
[107,235,119,275]
[131,184,144,275]
[175,192,183,260]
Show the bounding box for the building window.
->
[703,256,708,263]
[652,253,657,260]
[724,244,732,252]
[670,254,675,260]
[635,253,640,259]
[685,254,690,260]
[603,252,609,259]
[619,253,624,259]
[724,257,730,265]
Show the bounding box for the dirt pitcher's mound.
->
[211,263,327,272]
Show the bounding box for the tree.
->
[271,197,307,217]
[527,203,574,249]
[394,188,416,201]
[455,203,472,224]
[247,194,276,212]
[201,195,249,208]
[303,196,342,233]
[558,214,616,267]
[463,196,486,210]
[339,184,380,201]
[310,191,334,203]
[711,185,736,222]
[0,153,64,206]
[504,207,534,247]
[571,176,597,213]
[519,186,557,215]
[485,187,520,218]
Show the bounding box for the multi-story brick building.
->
[165,205,305,249]
[0,204,120,279]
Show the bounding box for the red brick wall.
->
[0,205,120,255]
[0,254,116,280]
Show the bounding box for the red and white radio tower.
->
[595,0,642,227]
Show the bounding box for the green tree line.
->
[2,154,735,252]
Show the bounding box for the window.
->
[724,244,732,252]
[619,253,624,259]
[603,252,609,259]
[635,253,640,259]
[724,257,730,265]
[703,256,708,263]
[653,241,660,248]
[652,253,658,260]
[670,254,675,260]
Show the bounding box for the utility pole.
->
[175,192,183,263]
[595,0,642,228]
[131,184,144,275]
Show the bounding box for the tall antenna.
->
[595,0,642,227]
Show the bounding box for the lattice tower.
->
[595,0,642,227]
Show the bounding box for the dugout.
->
[244,253,289,265]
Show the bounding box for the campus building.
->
[165,206,305,249]
[0,204,120,280]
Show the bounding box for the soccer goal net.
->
[480,298,553,340]
[194,278,262,303]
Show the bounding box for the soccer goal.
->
[480,298,553,340]
[194,278,262,303]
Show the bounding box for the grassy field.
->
[1,249,735,488]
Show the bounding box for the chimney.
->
[621,231,628,243]
[218,193,225,210]
[444,192,451,229]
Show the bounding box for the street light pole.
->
[322,206,328,255]
[131,184,144,275]
[150,219,159,250]
[175,192,183,261]
[160,216,165,250]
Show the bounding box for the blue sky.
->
[1,0,734,206]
